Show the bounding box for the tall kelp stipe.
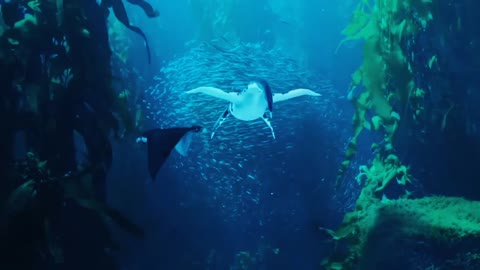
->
[0,0,156,269]
[324,1,480,269]
[335,0,434,183]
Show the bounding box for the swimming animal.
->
[136,126,202,180]
[186,79,321,139]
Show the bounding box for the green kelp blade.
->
[72,198,144,238]
[4,180,36,218]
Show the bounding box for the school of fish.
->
[143,40,337,219]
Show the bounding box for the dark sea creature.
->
[136,126,203,180]
[104,0,158,64]
[126,0,159,18]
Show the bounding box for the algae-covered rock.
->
[323,196,480,269]
[382,197,480,241]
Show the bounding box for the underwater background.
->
[0,0,479,269]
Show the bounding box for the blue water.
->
[106,1,376,269]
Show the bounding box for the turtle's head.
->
[248,78,273,111]
[245,81,264,95]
